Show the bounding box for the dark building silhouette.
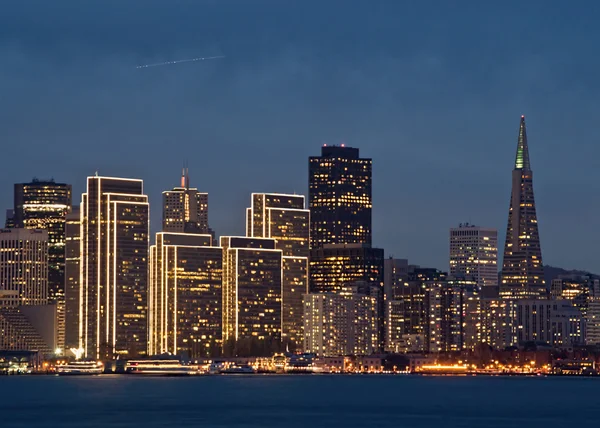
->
[500,116,545,298]
[309,145,372,248]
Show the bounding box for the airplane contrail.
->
[136,55,225,69]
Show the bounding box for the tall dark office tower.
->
[13,179,72,350]
[309,145,372,248]
[80,176,149,359]
[162,168,211,235]
[500,116,545,298]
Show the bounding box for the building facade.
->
[449,224,498,289]
[304,286,379,357]
[500,116,546,298]
[80,176,149,359]
[12,179,71,350]
[63,207,80,350]
[245,193,309,349]
[309,145,372,248]
[149,233,222,358]
[221,237,283,348]
[0,228,48,308]
[162,169,211,235]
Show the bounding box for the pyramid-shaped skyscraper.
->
[500,116,546,298]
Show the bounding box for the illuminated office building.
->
[162,168,212,235]
[304,286,379,357]
[426,276,479,353]
[80,176,149,359]
[64,207,80,349]
[221,237,283,346]
[449,224,498,289]
[309,244,383,294]
[149,232,222,358]
[0,228,48,308]
[309,243,384,348]
[500,116,545,298]
[246,193,309,349]
[13,179,71,350]
[309,145,372,248]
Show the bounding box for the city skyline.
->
[3,2,600,273]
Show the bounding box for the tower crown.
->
[515,115,531,170]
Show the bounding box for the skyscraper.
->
[80,176,149,359]
[500,116,545,298]
[304,286,379,357]
[64,207,80,350]
[148,233,222,358]
[13,179,71,349]
[309,145,372,248]
[246,193,309,349]
[449,223,498,289]
[162,168,211,235]
[0,228,48,308]
[221,236,283,350]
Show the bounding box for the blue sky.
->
[2,1,600,272]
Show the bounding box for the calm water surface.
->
[1,375,598,427]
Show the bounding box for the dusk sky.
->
[2,1,600,272]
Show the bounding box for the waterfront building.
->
[480,298,584,349]
[221,237,283,347]
[391,267,446,340]
[304,286,379,356]
[309,145,372,248]
[449,224,498,289]
[63,207,80,350]
[245,193,309,348]
[0,308,53,355]
[148,233,222,358]
[426,276,479,353]
[500,116,546,298]
[162,168,212,235]
[79,176,149,359]
[12,179,71,350]
[309,243,384,347]
[0,228,48,308]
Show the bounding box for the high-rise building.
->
[162,168,211,235]
[389,266,446,350]
[384,258,409,303]
[80,176,149,359]
[304,286,379,357]
[309,244,384,294]
[426,276,479,353]
[246,193,309,349]
[0,228,48,308]
[221,237,283,348]
[309,243,384,348]
[500,116,545,298]
[64,207,80,350]
[148,232,222,358]
[449,224,498,289]
[309,145,372,248]
[13,179,71,350]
